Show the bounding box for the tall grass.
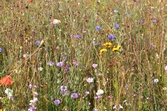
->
[0,0,167,111]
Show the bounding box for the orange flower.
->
[0,75,14,86]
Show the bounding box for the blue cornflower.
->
[108,34,115,40]
[114,24,119,29]
[95,26,101,31]
[35,40,40,46]
[0,48,2,52]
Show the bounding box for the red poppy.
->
[30,0,33,2]
[126,23,129,27]
[0,75,14,86]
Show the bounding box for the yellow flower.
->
[100,48,107,55]
[103,42,112,48]
[0,109,2,111]
[147,1,151,6]
[112,45,121,51]
[127,2,133,5]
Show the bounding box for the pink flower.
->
[86,77,94,83]
[52,19,61,25]
[92,64,98,68]
[57,62,64,67]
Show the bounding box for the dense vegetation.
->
[0,0,167,111]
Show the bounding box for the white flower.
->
[119,104,123,109]
[38,67,43,71]
[96,89,104,95]
[154,78,159,83]
[86,77,94,83]
[5,88,13,98]
[30,97,38,105]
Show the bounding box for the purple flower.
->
[64,64,70,72]
[74,35,82,39]
[60,86,67,91]
[71,93,79,99]
[47,61,54,66]
[152,19,157,23]
[114,24,119,29]
[95,26,101,31]
[94,42,99,46]
[85,91,90,95]
[0,48,2,52]
[140,20,144,23]
[54,99,61,105]
[73,62,78,66]
[28,105,36,111]
[35,40,40,46]
[57,62,64,67]
[108,34,115,40]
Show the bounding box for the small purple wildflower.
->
[71,93,79,99]
[0,48,2,52]
[64,64,70,72]
[95,26,101,31]
[85,91,90,95]
[60,86,67,91]
[95,95,101,100]
[28,105,36,111]
[152,19,157,23]
[54,99,61,105]
[73,61,78,66]
[47,61,54,66]
[114,24,119,29]
[74,35,82,39]
[57,61,64,67]
[94,42,99,46]
[140,20,144,23]
[35,40,40,46]
[108,34,115,40]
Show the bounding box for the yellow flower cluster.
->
[100,42,121,55]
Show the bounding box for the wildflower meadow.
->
[0,0,167,111]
